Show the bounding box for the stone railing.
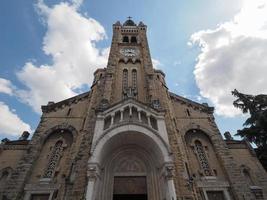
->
[103,105,158,131]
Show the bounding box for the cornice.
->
[41,91,91,113]
[169,92,214,114]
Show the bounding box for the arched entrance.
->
[86,125,177,200]
[104,146,152,200]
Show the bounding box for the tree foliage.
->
[232,89,267,151]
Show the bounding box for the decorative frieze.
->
[1,144,29,150]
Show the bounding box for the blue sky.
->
[1,0,267,140]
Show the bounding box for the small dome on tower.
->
[138,21,145,27]
[123,17,136,26]
[114,21,121,26]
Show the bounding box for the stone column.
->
[129,106,132,116]
[86,163,100,200]
[110,114,114,126]
[138,110,141,122]
[120,109,124,122]
[147,114,151,127]
[163,163,177,200]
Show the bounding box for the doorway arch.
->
[86,125,176,200]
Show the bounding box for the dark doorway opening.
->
[206,191,226,200]
[113,176,147,200]
[113,194,147,200]
[30,194,50,200]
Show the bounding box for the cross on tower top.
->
[123,16,136,26]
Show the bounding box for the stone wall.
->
[227,141,267,199]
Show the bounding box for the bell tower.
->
[93,18,163,107]
[87,18,177,200]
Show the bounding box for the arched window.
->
[150,116,158,130]
[123,69,128,89]
[123,36,129,43]
[43,140,63,178]
[194,140,211,176]
[0,171,9,184]
[0,167,12,186]
[104,116,112,130]
[132,69,137,88]
[131,36,137,43]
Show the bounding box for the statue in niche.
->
[123,87,138,99]
[98,99,110,111]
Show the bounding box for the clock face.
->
[120,48,139,57]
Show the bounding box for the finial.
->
[19,131,30,140]
[224,131,233,140]
[128,16,132,20]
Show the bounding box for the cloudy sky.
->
[0,0,267,140]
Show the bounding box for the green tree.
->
[232,89,267,170]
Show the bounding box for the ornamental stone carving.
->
[87,164,100,181]
[43,140,64,179]
[163,163,176,179]
[194,140,211,176]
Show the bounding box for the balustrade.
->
[103,106,158,131]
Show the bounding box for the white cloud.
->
[16,0,109,113]
[174,60,181,66]
[152,58,162,69]
[0,78,14,95]
[0,102,31,136]
[190,0,267,117]
[196,95,202,102]
[70,0,83,8]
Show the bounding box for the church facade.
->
[0,19,267,200]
